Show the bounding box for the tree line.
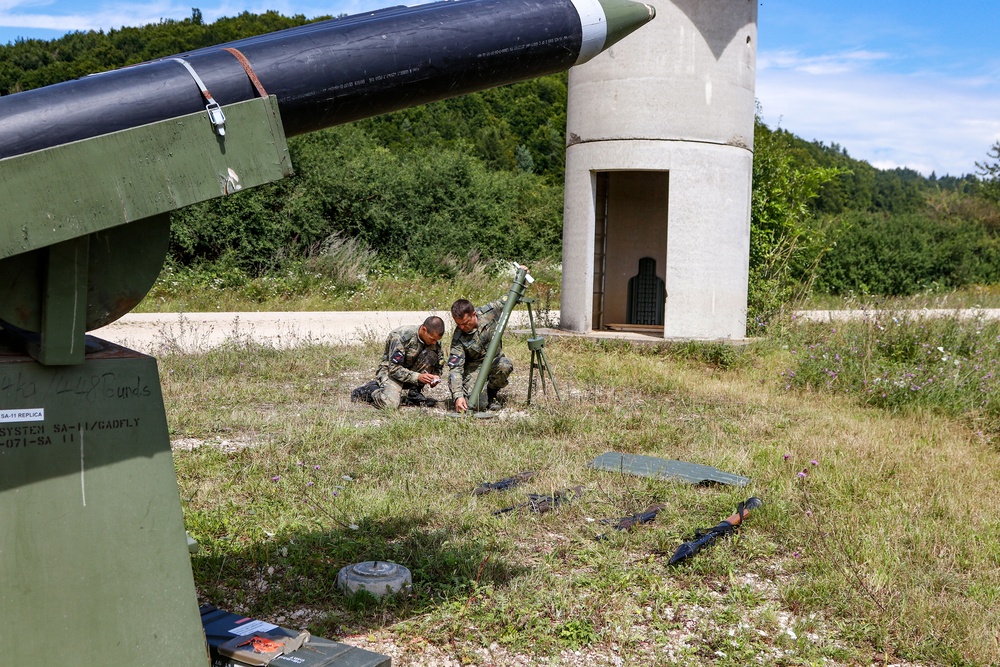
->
[3,9,999,326]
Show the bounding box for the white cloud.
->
[757,48,1000,176]
[759,49,891,76]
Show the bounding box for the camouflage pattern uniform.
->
[371,325,442,409]
[447,296,514,406]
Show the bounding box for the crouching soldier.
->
[448,297,514,412]
[351,316,444,409]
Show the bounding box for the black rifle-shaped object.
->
[668,497,762,565]
[493,486,584,515]
[595,502,665,540]
[473,471,536,496]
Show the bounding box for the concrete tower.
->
[560,0,757,339]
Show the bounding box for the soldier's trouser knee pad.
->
[489,355,513,389]
[372,376,404,410]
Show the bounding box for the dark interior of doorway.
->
[592,170,668,334]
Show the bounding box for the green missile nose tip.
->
[600,0,656,49]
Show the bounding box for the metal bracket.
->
[169,58,226,135]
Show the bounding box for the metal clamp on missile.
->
[169,57,227,135]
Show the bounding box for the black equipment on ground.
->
[668,497,763,565]
[596,502,666,540]
[473,471,536,495]
[493,485,585,515]
[350,380,379,404]
[401,387,438,408]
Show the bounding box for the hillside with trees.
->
[3,10,999,329]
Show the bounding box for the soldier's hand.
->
[455,397,468,413]
[417,373,440,386]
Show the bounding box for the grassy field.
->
[137,260,562,315]
[162,312,1000,666]
[798,284,1000,311]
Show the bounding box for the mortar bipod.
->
[519,295,560,405]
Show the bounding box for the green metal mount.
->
[0,97,294,667]
[0,95,292,364]
[0,347,212,667]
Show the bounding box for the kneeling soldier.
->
[351,316,444,409]
[448,297,514,413]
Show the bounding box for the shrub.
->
[303,233,377,291]
[780,313,1000,434]
[813,211,1000,296]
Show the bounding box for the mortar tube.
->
[468,266,529,411]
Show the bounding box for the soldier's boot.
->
[350,380,379,404]
[486,386,502,411]
[402,388,438,408]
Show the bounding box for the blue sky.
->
[1,0,997,177]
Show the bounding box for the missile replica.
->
[0,0,654,352]
[0,0,655,159]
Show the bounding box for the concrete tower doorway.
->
[592,170,669,334]
[560,0,756,341]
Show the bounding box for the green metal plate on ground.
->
[588,452,751,486]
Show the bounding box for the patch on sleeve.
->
[390,349,405,364]
[447,353,461,367]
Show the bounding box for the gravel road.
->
[90,310,541,354]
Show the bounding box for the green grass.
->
[799,284,1000,311]
[163,316,1000,666]
[137,258,562,314]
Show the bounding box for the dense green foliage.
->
[172,124,563,277]
[813,211,1000,296]
[754,126,1000,310]
[4,10,1000,314]
[747,116,843,329]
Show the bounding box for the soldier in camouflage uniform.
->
[447,297,514,412]
[351,316,444,409]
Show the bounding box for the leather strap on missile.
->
[222,47,268,98]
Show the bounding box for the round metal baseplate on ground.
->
[446,411,498,419]
[336,561,412,598]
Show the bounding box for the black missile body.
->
[0,0,654,160]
